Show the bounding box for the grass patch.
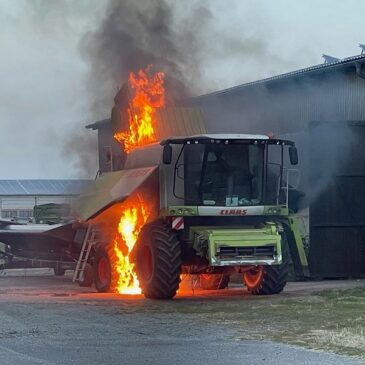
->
[223,287,365,359]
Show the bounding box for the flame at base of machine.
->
[113,197,150,295]
[114,65,165,153]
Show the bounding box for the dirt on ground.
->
[0,269,364,364]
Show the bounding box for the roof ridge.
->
[190,53,365,100]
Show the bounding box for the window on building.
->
[18,210,33,218]
[1,210,33,219]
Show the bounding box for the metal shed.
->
[0,180,91,220]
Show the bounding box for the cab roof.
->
[161,134,294,146]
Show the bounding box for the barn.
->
[88,52,365,278]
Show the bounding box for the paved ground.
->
[0,269,364,365]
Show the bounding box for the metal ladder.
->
[72,225,98,283]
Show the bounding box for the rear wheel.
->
[136,221,182,299]
[200,274,230,290]
[53,266,66,276]
[78,263,94,287]
[243,233,290,295]
[94,244,118,293]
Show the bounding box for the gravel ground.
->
[0,269,364,365]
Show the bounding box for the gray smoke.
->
[80,0,270,115]
[186,70,362,207]
[80,0,206,113]
[21,0,277,177]
[62,128,98,178]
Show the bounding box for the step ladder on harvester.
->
[72,224,98,283]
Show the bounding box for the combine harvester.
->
[0,67,308,298]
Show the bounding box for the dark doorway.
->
[308,121,365,278]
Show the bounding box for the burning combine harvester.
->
[0,66,308,299]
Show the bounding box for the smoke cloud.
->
[80,0,270,116]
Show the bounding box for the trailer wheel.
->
[200,274,230,290]
[243,233,290,295]
[135,221,182,299]
[53,267,66,276]
[78,263,94,287]
[94,244,118,293]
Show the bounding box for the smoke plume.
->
[80,0,269,116]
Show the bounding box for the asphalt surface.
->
[0,269,363,365]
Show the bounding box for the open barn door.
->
[308,121,365,278]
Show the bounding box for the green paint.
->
[190,223,282,266]
[166,206,198,216]
[287,215,309,267]
[263,205,289,216]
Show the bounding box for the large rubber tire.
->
[53,266,66,276]
[78,263,94,287]
[243,233,290,295]
[135,221,182,299]
[200,274,230,290]
[94,244,118,293]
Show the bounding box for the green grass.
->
[109,285,365,359]
[218,287,365,359]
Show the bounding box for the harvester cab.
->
[161,134,298,211]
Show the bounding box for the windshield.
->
[183,143,264,206]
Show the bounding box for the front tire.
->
[243,233,290,295]
[135,221,182,299]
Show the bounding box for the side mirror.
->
[289,146,298,165]
[163,144,172,164]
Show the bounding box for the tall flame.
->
[113,198,150,294]
[114,65,165,153]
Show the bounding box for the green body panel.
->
[263,206,289,216]
[165,206,198,216]
[163,206,308,274]
[190,223,282,267]
[73,166,157,221]
[279,215,310,278]
[287,216,308,267]
[165,205,289,217]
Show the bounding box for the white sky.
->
[0,0,364,179]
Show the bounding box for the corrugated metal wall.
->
[187,68,365,136]
[186,66,365,278]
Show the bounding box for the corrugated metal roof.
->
[0,180,92,196]
[153,107,206,139]
[190,54,365,100]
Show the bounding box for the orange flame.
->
[114,65,165,153]
[113,198,150,294]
